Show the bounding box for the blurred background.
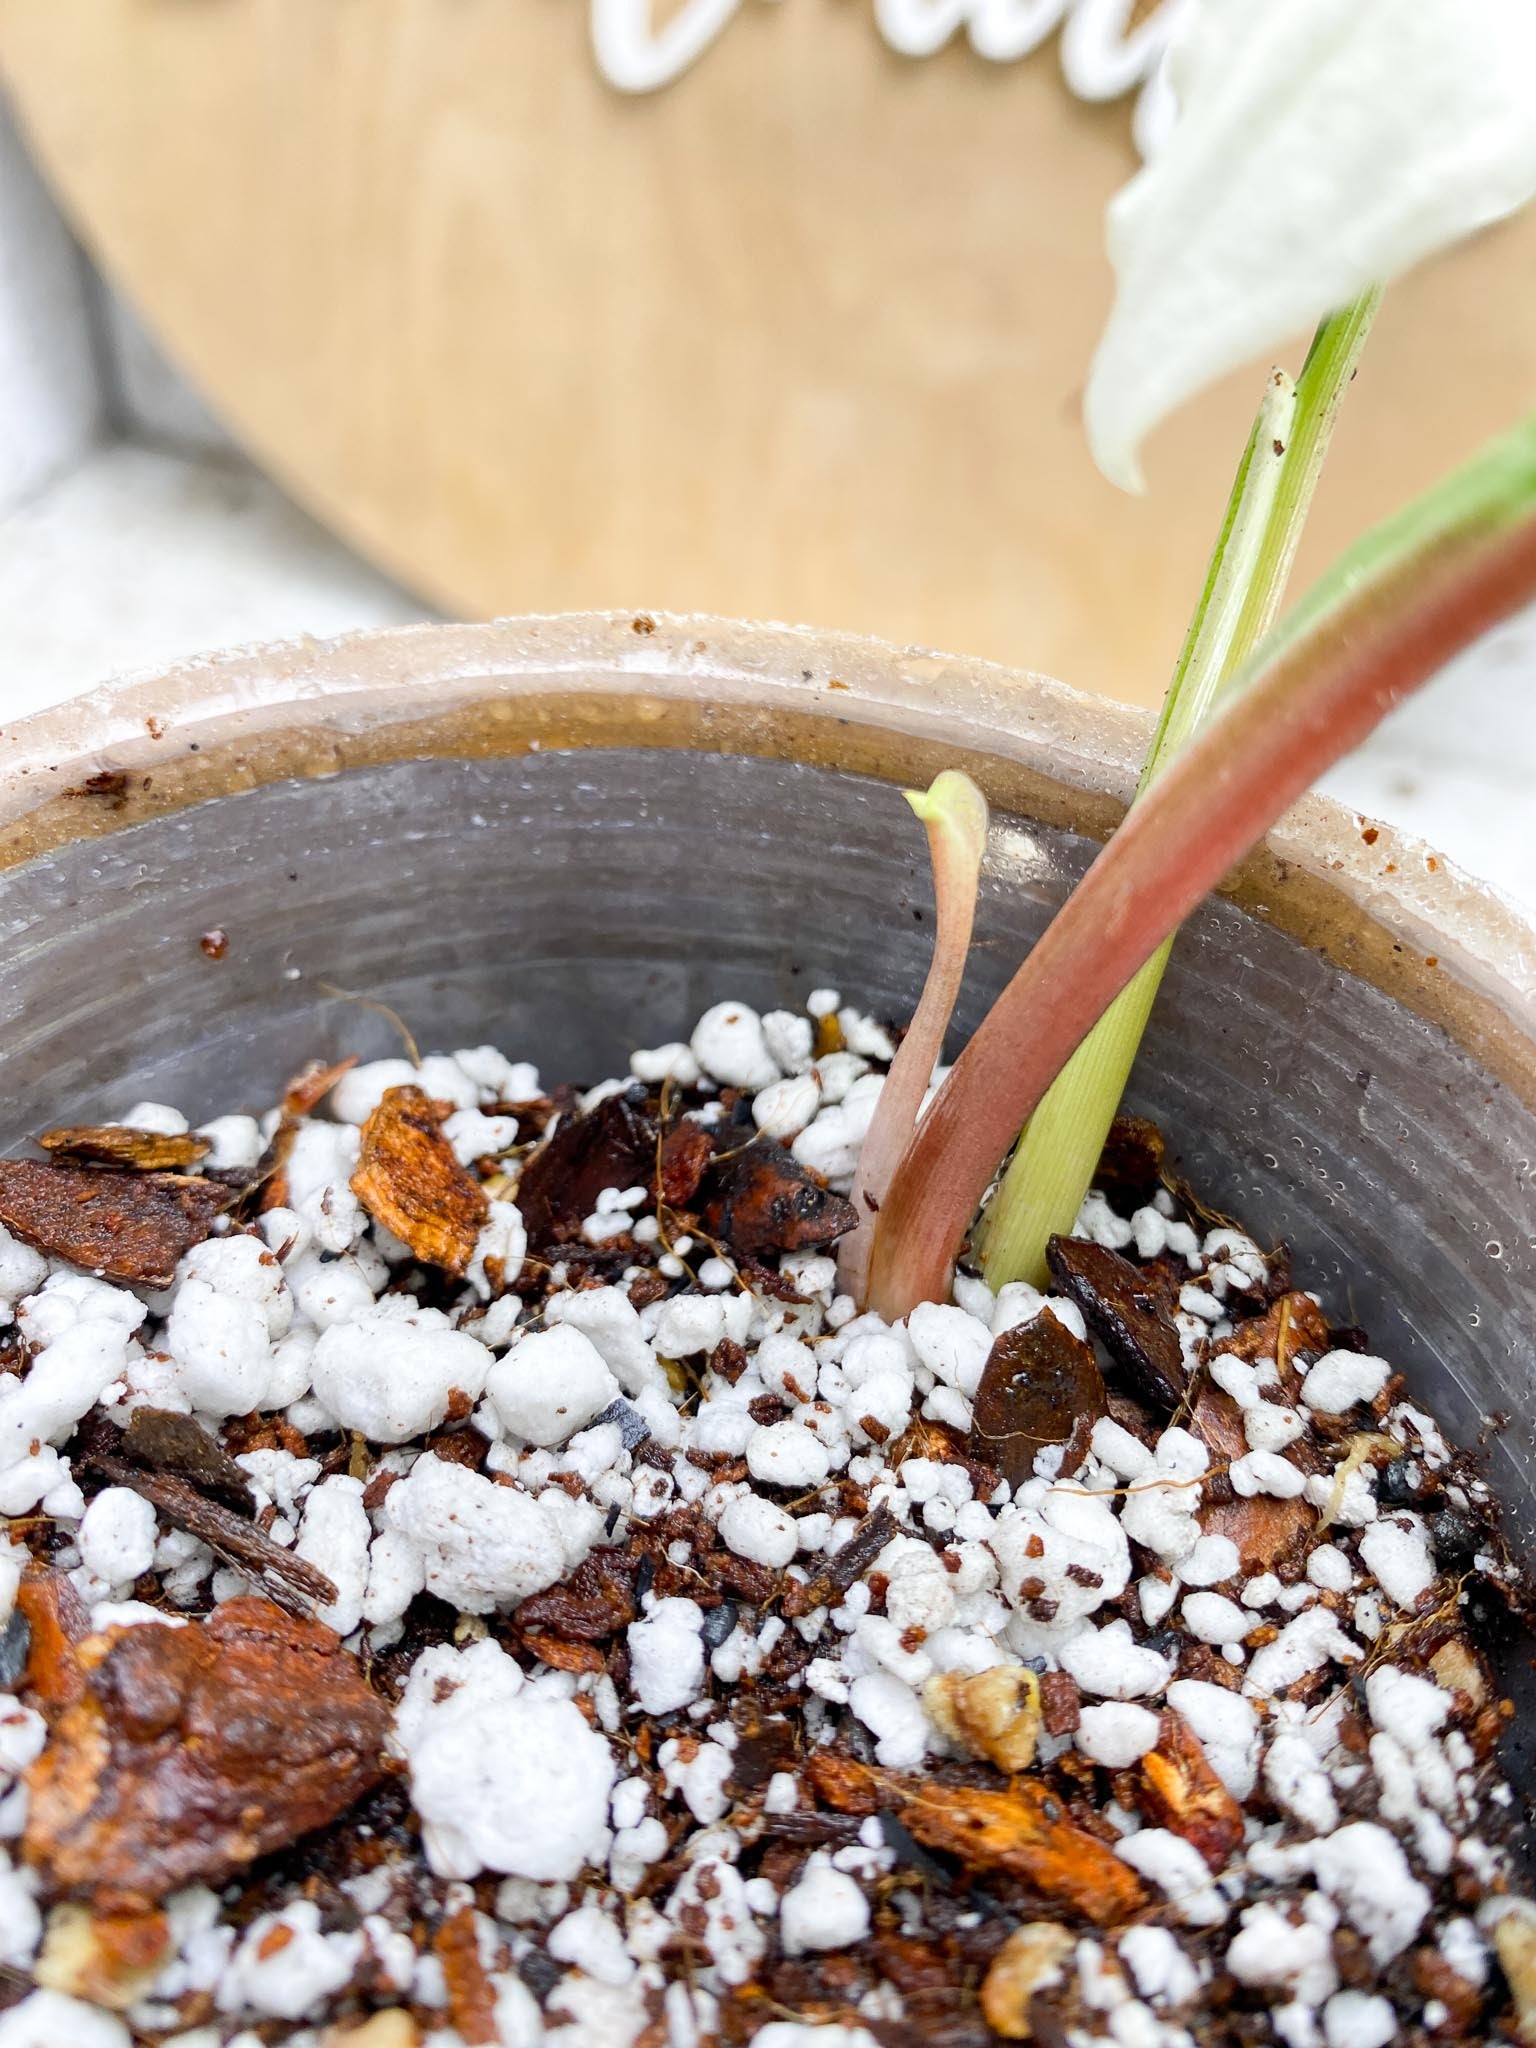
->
[0,0,1532,908]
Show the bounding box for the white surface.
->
[0,443,423,712]
[1317,608,1536,916]
[0,102,101,516]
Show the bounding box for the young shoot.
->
[838,769,988,1305]
[866,406,1536,1320]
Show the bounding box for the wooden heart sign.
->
[4,0,1534,704]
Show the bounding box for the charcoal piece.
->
[699,1600,738,1651]
[591,1397,652,1450]
[1045,1235,1186,1409]
[782,1504,897,1619]
[0,1610,28,1690]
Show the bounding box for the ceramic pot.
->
[3,613,1532,1604]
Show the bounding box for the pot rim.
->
[2,608,1532,1097]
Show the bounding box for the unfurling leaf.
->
[1085,0,1536,490]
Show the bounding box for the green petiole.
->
[977,292,1380,1289]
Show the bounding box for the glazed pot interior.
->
[2,616,1534,1794]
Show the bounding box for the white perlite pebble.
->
[1166,1680,1259,1800]
[628,1599,707,1714]
[1303,1350,1391,1414]
[217,1900,364,2020]
[332,1055,479,1123]
[121,1101,188,1134]
[295,1475,371,1638]
[0,1698,45,1777]
[546,1285,662,1395]
[764,1772,799,1815]
[690,1002,780,1090]
[0,1540,22,1622]
[548,1901,637,1986]
[905,1302,992,1397]
[489,1325,620,1446]
[1058,1619,1170,1700]
[0,1857,39,1968]
[1322,1990,1397,2048]
[1245,1607,1361,1700]
[753,1073,821,1139]
[1119,1924,1201,2008]
[196,1113,265,1172]
[396,1639,615,1880]
[1179,1533,1239,1587]
[630,1041,701,1086]
[763,1009,815,1072]
[1116,1829,1228,1926]
[780,1852,872,1954]
[1092,1416,1154,1480]
[1181,1591,1250,1647]
[1140,1575,1177,1626]
[1225,1899,1338,2004]
[1243,1402,1306,1454]
[1359,1513,1436,1610]
[1229,1450,1307,1498]
[1265,1728,1340,1836]
[1313,1821,1430,1963]
[383,1454,577,1613]
[164,1278,275,1418]
[1118,1428,1207,1564]
[719,1493,799,1569]
[1306,1544,1355,1593]
[992,1484,1131,1642]
[77,1487,158,1587]
[0,1326,134,1488]
[0,1227,47,1311]
[1365,1665,1450,1751]
[311,1305,490,1443]
[0,1991,130,2048]
[746,1421,831,1490]
[1077,1702,1161,1769]
[848,1670,930,1769]
[653,1292,749,1358]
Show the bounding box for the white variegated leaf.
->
[1085,0,1536,491]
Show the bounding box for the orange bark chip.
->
[1136,1711,1245,1872]
[352,1084,489,1275]
[805,1754,1146,1926]
[36,1126,211,1171]
[0,1161,225,1287]
[24,1596,391,1910]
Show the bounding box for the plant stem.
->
[867,402,1536,1321]
[977,292,1379,1290]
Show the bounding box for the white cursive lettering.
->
[589,0,1184,153]
[590,0,746,94]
